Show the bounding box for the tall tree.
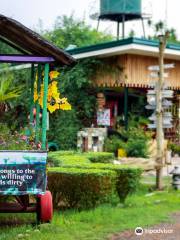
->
[44,14,112,49]
[45,15,113,149]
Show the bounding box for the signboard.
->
[149,113,172,121]
[97,109,110,126]
[146,104,155,110]
[0,151,47,195]
[147,90,173,97]
[149,72,169,78]
[146,84,174,129]
[148,123,173,129]
[148,63,175,71]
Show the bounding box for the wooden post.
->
[41,63,49,150]
[156,35,167,190]
[35,64,42,143]
[124,87,128,131]
[30,64,35,125]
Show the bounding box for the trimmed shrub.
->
[48,151,114,167]
[84,152,114,163]
[49,164,142,204]
[115,168,142,203]
[48,168,116,209]
[47,151,90,167]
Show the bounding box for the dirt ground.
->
[109,212,180,240]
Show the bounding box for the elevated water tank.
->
[99,0,142,22]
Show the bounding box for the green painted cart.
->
[0,15,74,223]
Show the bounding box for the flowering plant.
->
[0,123,40,150]
[34,71,71,113]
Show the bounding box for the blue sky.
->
[0,0,180,37]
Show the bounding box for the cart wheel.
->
[37,191,53,223]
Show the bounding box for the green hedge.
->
[49,164,142,205]
[85,152,114,163]
[115,168,142,203]
[48,168,115,209]
[48,151,114,167]
[48,154,90,167]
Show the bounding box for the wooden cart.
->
[0,15,74,223]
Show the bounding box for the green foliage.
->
[105,115,152,157]
[126,139,149,158]
[48,152,90,167]
[0,71,22,102]
[45,15,112,149]
[85,152,114,163]
[0,69,23,120]
[0,66,31,130]
[127,114,150,128]
[104,135,126,154]
[48,149,142,204]
[0,123,34,150]
[125,127,150,158]
[48,151,114,167]
[147,20,179,44]
[168,142,180,156]
[48,110,81,150]
[49,165,142,205]
[48,153,142,205]
[115,168,142,203]
[0,41,20,54]
[48,167,115,209]
[48,58,102,150]
[104,126,150,158]
[59,58,99,125]
[44,15,112,49]
[1,190,180,240]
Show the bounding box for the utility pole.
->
[156,34,168,190]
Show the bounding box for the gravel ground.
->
[109,212,180,240]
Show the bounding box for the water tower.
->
[96,0,150,39]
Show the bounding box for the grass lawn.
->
[0,186,180,240]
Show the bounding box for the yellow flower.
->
[38,83,44,107]
[49,71,60,80]
[59,98,72,110]
[34,91,38,102]
[36,78,71,113]
[33,79,38,103]
[47,103,59,113]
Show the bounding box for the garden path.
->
[109,212,180,240]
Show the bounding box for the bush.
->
[115,168,142,203]
[48,168,115,209]
[0,123,36,150]
[104,127,151,158]
[168,143,180,156]
[47,151,114,166]
[126,139,149,158]
[84,152,114,163]
[49,164,142,204]
[48,110,81,150]
[48,155,90,167]
[104,136,126,154]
